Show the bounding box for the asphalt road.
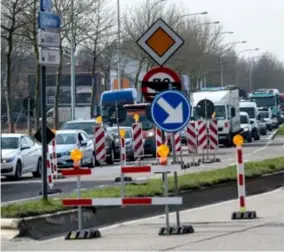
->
[1,130,283,204]
[2,187,284,250]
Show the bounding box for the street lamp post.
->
[117,0,121,90]
[71,0,75,120]
[235,48,259,87]
[220,41,247,87]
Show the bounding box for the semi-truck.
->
[191,85,241,147]
[249,88,281,126]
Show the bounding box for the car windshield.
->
[1,137,19,149]
[259,111,269,118]
[108,128,132,138]
[240,115,249,124]
[240,107,255,118]
[250,97,275,107]
[56,133,77,145]
[193,105,226,120]
[120,114,153,130]
[61,122,95,135]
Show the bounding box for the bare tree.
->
[81,0,116,117]
[1,0,31,132]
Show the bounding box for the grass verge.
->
[277,125,284,135]
[2,156,284,218]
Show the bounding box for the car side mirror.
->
[80,140,87,146]
[250,121,254,124]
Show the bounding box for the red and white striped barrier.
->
[46,148,54,189]
[94,125,106,162]
[155,127,163,158]
[120,138,126,164]
[186,121,197,153]
[174,132,181,156]
[51,138,59,178]
[197,120,207,152]
[208,119,219,150]
[62,197,182,207]
[236,146,246,211]
[61,164,181,177]
[132,123,144,158]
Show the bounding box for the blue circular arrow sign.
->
[151,90,191,132]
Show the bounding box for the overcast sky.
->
[115,0,284,62]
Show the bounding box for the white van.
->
[239,101,260,140]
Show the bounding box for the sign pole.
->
[168,83,180,228]
[41,65,48,200]
[163,171,170,235]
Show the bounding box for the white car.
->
[240,112,252,142]
[50,130,95,169]
[1,133,42,180]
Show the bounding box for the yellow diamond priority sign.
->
[136,18,184,66]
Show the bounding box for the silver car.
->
[50,130,95,168]
[1,133,42,180]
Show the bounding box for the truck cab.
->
[191,86,241,147]
[239,101,260,140]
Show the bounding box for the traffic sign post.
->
[151,90,192,232]
[137,16,194,235]
[38,0,61,200]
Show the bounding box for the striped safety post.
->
[155,127,163,159]
[120,137,126,165]
[231,135,257,220]
[186,121,197,154]
[132,123,144,159]
[46,148,54,190]
[236,146,246,212]
[197,120,207,152]
[208,119,219,150]
[51,138,59,178]
[94,125,106,163]
[174,131,181,161]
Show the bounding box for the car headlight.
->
[115,138,120,145]
[2,156,16,163]
[244,127,249,132]
[126,140,132,146]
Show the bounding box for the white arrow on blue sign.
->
[38,11,61,29]
[151,90,191,132]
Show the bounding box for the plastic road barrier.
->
[132,123,144,159]
[94,125,106,163]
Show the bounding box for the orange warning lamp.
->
[52,129,56,134]
[71,149,83,162]
[233,134,244,147]
[133,113,139,123]
[157,144,170,165]
[119,129,126,139]
[96,116,103,124]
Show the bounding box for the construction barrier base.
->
[158,225,194,236]
[39,187,62,195]
[65,229,101,240]
[231,211,257,220]
[114,176,133,182]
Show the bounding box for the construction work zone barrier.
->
[132,123,144,159]
[197,119,221,163]
[186,121,197,154]
[94,125,106,163]
[231,143,257,220]
[61,156,194,239]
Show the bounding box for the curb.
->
[2,171,284,240]
[271,129,279,140]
